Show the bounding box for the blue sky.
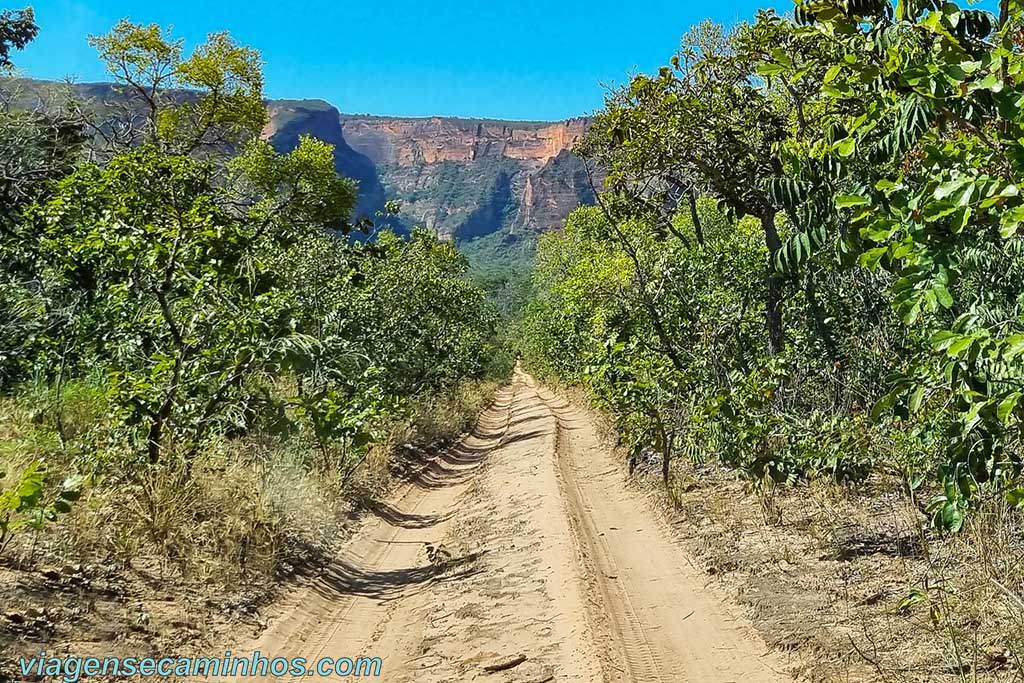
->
[17,0,781,120]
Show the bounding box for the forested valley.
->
[2,0,1024,681]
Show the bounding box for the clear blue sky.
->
[16,0,781,120]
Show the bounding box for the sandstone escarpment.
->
[339,115,589,166]
[263,100,388,224]
[9,78,596,246]
[511,149,596,233]
[335,114,594,241]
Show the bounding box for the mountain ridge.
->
[6,80,597,247]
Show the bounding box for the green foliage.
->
[352,230,501,395]
[760,0,1024,526]
[0,15,502,501]
[0,12,510,570]
[461,232,537,315]
[230,136,359,235]
[522,3,1024,525]
[277,227,502,470]
[20,146,305,462]
[86,20,264,154]
[0,7,36,71]
[0,462,85,556]
[522,199,890,490]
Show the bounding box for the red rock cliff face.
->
[261,103,595,242]
[335,115,595,241]
[339,116,589,166]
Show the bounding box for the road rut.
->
[227,371,787,682]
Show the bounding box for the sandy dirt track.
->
[227,370,788,682]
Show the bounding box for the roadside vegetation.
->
[0,9,508,663]
[519,0,1024,679]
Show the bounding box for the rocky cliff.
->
[338,115,589,166]
[263,100,387,223]
[7,80,595,246]
[265,104,595,242]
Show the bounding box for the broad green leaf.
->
[934,179,966,201]
[860,246,889,269]
[836,193,871,208]
[948,337,975,357]
[861,218,899,241]
[1000,205,1024,238]
[933,285,954,309]
[756,63,787,77]
[929,330,958,351]
[909,386,926,413]
[997,393,1021,423]
[922,201,957,222]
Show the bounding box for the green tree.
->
[0,8,86,388]
[25,145,348,463]
[526,10,917,498]
[581,16,832,356]
[762,0,1024,527]
[0,6,37,70]
[85,20,264,155]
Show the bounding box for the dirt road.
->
[231,371,787,682]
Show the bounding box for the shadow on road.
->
[357,497,455,529]
[313,552,486,602]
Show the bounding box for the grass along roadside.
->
[659,467,1024,683]
[0,375,505,681]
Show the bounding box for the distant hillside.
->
[263,99,391,227]
[269,105,596,244]
[5,80,597,252]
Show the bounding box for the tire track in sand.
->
[530,374,788,682]
[219,371,789,682]
[220,385,517,683]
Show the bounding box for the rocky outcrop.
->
[262,100,388,224]
[339,115,589,166]
[333,114,594,241]
[511,149,597,234]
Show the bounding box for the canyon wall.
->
[9,80,595,246]
[264,100,387,223]
[338,115,589,166]
[265,103,595,242]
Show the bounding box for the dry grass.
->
[1,429,354,588]
[62,440,352,584]
[401,378,504,446]
[366,377,504,487]
[0,376,503,577]
[0,374,507,679]
[657,465,1024,683]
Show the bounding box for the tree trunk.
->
[662,430,674,484]
[804,269,839,361]
[147,419,163,464]
[761,210,784,355]
[585,165,688,373]
[663,436,671,483]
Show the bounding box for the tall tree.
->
[580,15,839,356]
[84,20,265,155]
[0,7,37,69]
